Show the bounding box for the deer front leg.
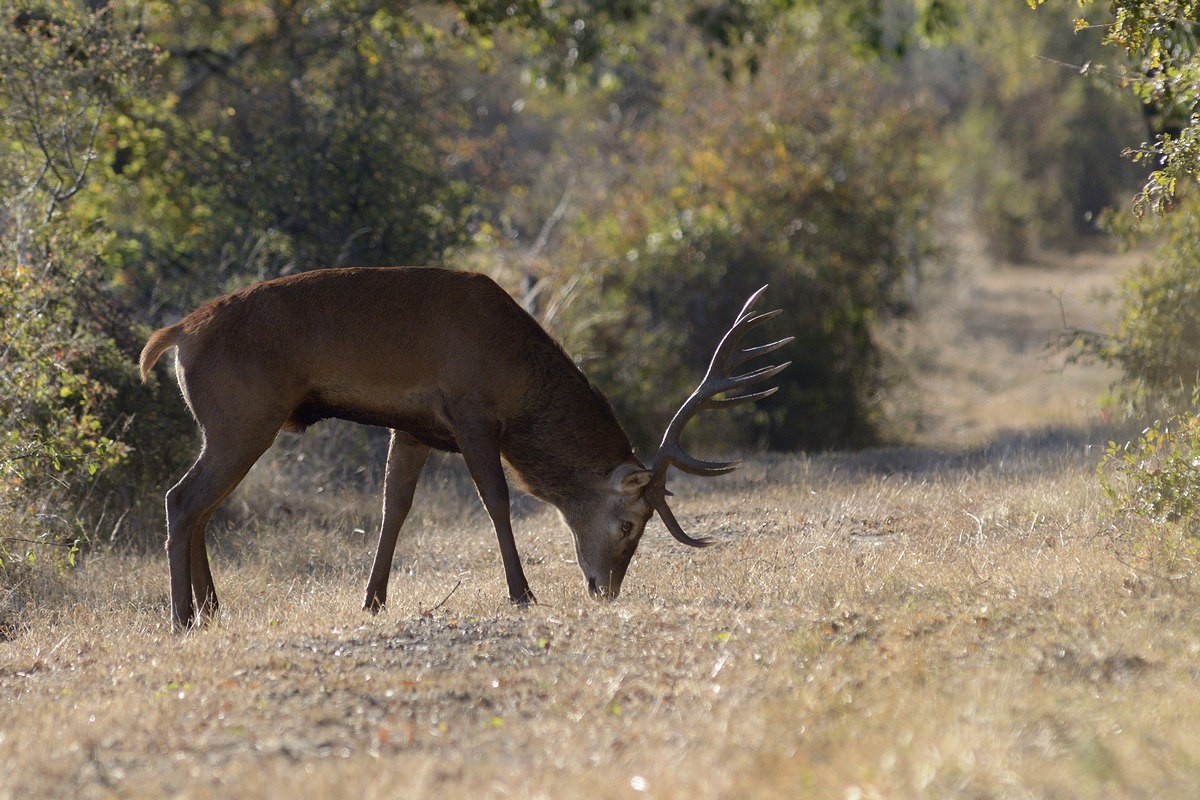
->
[453,414,535,605]
[363,430,430,613]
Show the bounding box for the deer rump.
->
[140,266,791,630]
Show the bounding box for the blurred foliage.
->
[1039,0,1200,407]
[536,17,940,450]
[469,1,1138,449]
[932,1,1143,259]
[107,2,477,305]
[1031,1,1200,532]
[1030,0,1199,218]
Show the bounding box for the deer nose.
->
[587,577,619,599]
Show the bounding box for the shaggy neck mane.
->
[501,340,637,506]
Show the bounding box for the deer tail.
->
[139,323,184,383]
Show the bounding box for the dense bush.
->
[0,2,176,565]
[545,24,940,451]
[1091,196,1200,535]
[1100,197,1200,413]
[1100,412,1200,535]
[92,3,482,309]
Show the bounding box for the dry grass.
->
[6,245,1199,798]
[4,440,1200,799]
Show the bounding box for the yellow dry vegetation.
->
[2,439,1199,799]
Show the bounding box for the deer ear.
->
[613,466,654,496]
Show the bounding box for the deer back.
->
[153,267,635,492]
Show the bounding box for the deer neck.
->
[501,365,636,507]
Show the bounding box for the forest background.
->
[1,0,1198,567]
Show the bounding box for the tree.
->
[0,1,178,564]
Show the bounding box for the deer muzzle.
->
[586,574,622,599]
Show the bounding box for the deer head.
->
[574,285,793,597]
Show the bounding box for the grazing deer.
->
[139,267,790,630]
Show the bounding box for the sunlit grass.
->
[4,433,1199,799]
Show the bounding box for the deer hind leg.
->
[165,422,279,631]
[453,414,535,606]
[363,430,430,613]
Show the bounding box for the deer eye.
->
[620,520,634,536]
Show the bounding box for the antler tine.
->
[708,384,780,410]
[653,437,742,476]
[736,284,771,318]
[712,308,781,371]
[707,359,792,402]
[644,485,714,548]
[730,335,796,370]
[649,285,789,482]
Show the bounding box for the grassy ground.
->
[5,247,1199,799]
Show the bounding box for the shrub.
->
[0,2,188,565]
[547,23,940,451]
[1081,198,1200,535]
[1099,412,1200,536]
[1098,196,1200,413]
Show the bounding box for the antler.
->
[645,285,793,547]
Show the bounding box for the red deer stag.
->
[140,267,790,630]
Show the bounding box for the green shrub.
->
[1098,196,1200,413]
[1086,199,1200,536]
[0,2,190,565]
[1099,412,1200,535]
[546,23,939,451]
